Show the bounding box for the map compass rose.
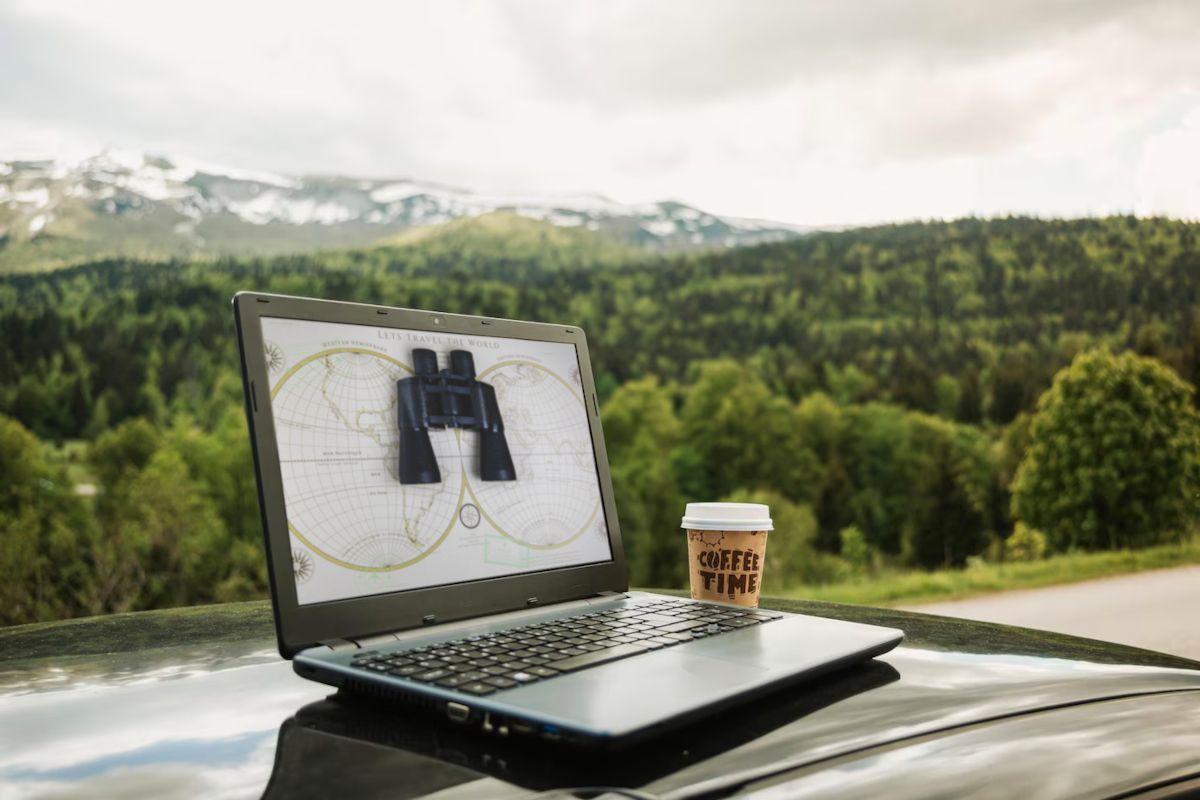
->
[459,503,481,529]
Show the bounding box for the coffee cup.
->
[681,502,772,607]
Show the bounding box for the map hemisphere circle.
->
[466,360,603,550]
[271,348,462,572]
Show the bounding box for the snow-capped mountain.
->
[0,149,808,266]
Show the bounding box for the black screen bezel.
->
[233,292,628,657]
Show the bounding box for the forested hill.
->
[3,214,1200,442]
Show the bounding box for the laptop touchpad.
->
[676,651,770,680]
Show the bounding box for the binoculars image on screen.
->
[396,349,517,485]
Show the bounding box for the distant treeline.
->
[5,215,1200,444]
[3,214,1200,625]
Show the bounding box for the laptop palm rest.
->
[498,615,902,739]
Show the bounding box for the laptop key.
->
[525,666,560,678]
[660,619,709,633]
[483,676,518,689]
[647,636,681,647]
[553,643,649,672]
[388,665,425,677]
[414,669,454,682]
[561,647,588,656]
[416,659,448,670]
[436,675,469,688]
[519,656,550,666]
[449,663,476,673]
[459,682,497,696]
[500,661,528,671]
[722,618,760,628]
[508,671,539,683]
[457,670,490,682]
[481,666,510,676]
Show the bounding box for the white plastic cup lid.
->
[681,502,773,532]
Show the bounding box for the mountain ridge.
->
[0,148,810,271]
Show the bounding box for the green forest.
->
[5,212,1200,627]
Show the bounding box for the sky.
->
[1,0,1199,227]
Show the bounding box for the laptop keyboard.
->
[347,598,782,697]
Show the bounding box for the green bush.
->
[839,525,874,574]
[1004,522,1047,562]
[1012,350,1200,552]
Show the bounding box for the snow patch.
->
[643,219,678,237]
[13,186,50,208]
[226,191,357,225]
[370,181,431,204]
[371,181,631,218]
[158,155,298,189]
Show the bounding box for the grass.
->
[780,536,1200,608]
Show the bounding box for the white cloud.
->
[1136,109,1200,220]
[2,0,1200,226]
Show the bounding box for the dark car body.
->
[2,596,1199,799]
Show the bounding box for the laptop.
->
[233,291,903,746]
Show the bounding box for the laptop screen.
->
[260,316,615,606]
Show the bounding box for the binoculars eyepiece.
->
[397,349,517,485]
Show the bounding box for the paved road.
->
[903,565,1200,660]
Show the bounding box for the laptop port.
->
[446,702,471,723]
[511,721,535,736]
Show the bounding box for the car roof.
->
[2,597,1199,799]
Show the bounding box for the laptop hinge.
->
[347,593,630,647]
[586,590,628,604]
